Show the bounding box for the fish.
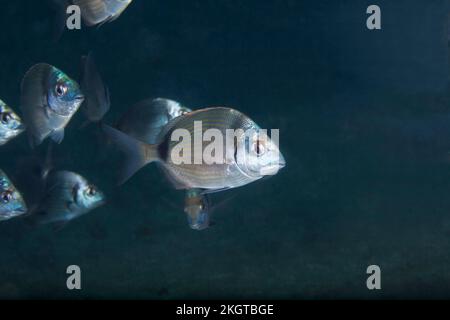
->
[49,0,133,41]
[117,98,212,230]
[116,98,191,144]
[0,169,27,221]
[0,100,25,146]
[184,189,210,231]
[80,52,110,124]
[103,107,286,192]
[20,63,84,148]
[73,0,133,27]
[30,170,105,226]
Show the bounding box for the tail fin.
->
[101,124,159,185]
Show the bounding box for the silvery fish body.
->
[0,169,27,221]
[20,64,84,148]
[73,0,133,27]
[33,171,105,225]
[104,107,285,192]
[80,52,110,123]
[0,100,25,146]
[117,98,191,144]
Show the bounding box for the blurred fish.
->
[184,189,210,230]
[0,170,27,221]
[20,63,84,148]
[117,98,191,144]
[73,0,133,27]
[49,0,133,41]
[0,100,25,146]
[103,107,286,191]
[30,170,105,227]
[80,52,110,125]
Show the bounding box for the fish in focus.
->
[0,100,25,146]
[0,170,27,221]
[30,170,105,226]
[80,52,110,125]
[117,98,191,144]
[20,63,84,148]
[73,0,133,27]
[184,189,211,230]
[103,107,286,191]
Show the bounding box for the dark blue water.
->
[0,0,449,299]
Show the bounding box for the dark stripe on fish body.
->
[158,138,170,162]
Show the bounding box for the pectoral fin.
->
[50,129,65,144]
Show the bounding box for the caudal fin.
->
[101,124,158,185]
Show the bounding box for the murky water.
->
[0,0,449,299]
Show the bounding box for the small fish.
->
[80,52,110,124]
[0,100,25,146]
[117,98,191,144]
[31,170,105,226]
[0,170,27,221]
[103,107,286,191]
[20,63,84,148]
[184,189,210,231]
[73,0,133,27]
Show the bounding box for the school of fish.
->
[0,0,285,231]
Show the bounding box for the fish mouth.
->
[97,198,107,207]
[75,94,85,102]
[278,155,286,169]
[14,207,27,215]
[259,156,286,176]
[1,207,26,220]
[16,123,26,132]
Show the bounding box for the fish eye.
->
[1,190,13,204]
[86,185,97,197]
[253,139,266,156]
[55,83,68,97]
[0,113,11,124]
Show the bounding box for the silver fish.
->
[117,98,212,230]
[0,169,27,221]
[117,98,191,144]
[20,63,84,148]
[32,170,105,226]
[73,0,133,27]
[80,52,110,124]
[0,100,25,146]
[184,189,210,231]
[104,107,285,191]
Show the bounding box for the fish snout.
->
[278,154,286,169]
[259,153,286,176]
[75,94,85,102]
[16,122,26,131]
[16,207,27,214]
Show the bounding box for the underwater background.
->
[0,0,450,299]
